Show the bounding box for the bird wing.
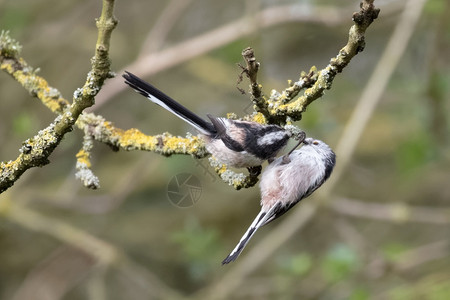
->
[207,114,245,152]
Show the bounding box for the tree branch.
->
[265,0,380,123]
[0,31,69,114]
[0,0,117,193]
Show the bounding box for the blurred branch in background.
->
[229,238,450,299]
[11,245,178,300]
[137,0,194,57]
[93,0,404,110]
[331,197,450,224]
[324,0,428,192]
[311,238,450,299]
[12,247,96,300]
[367,240,450,279]
[0,197,181,300]
[0,197,117,270]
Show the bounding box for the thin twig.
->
[322,0,428,195]
[0,0,118,194]
[265,0,380,123]
[239,47,268,116]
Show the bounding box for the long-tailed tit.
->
[222,137,336,264]
[123,71,302,169]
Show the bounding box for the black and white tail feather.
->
[123,71,216,135]
[222,204,280,264]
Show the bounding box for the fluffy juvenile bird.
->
[123,71,296,168]
[222,137,336,264]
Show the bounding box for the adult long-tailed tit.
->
[222,137,336,264]
[123,71,301,169]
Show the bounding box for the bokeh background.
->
[1,0,449,299]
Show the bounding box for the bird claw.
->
[247,165,262,176]
[299,131,306,142]
[282,155,291,164]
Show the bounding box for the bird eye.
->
[313,141,319,145]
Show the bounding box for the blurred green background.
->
[1,0,449,299]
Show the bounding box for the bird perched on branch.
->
[222,137,336,264]
[123,71,304,169]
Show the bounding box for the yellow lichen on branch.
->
[76,149,92,168]
[262,0,380,123]
[78,114,208,157]
[0,118,62,192]
[0,39,69,113]
[208,156,260,190]
[0,0,118,194]
[75,137,100,189]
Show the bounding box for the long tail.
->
[222,205,278,264]
[123,71,215,135]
